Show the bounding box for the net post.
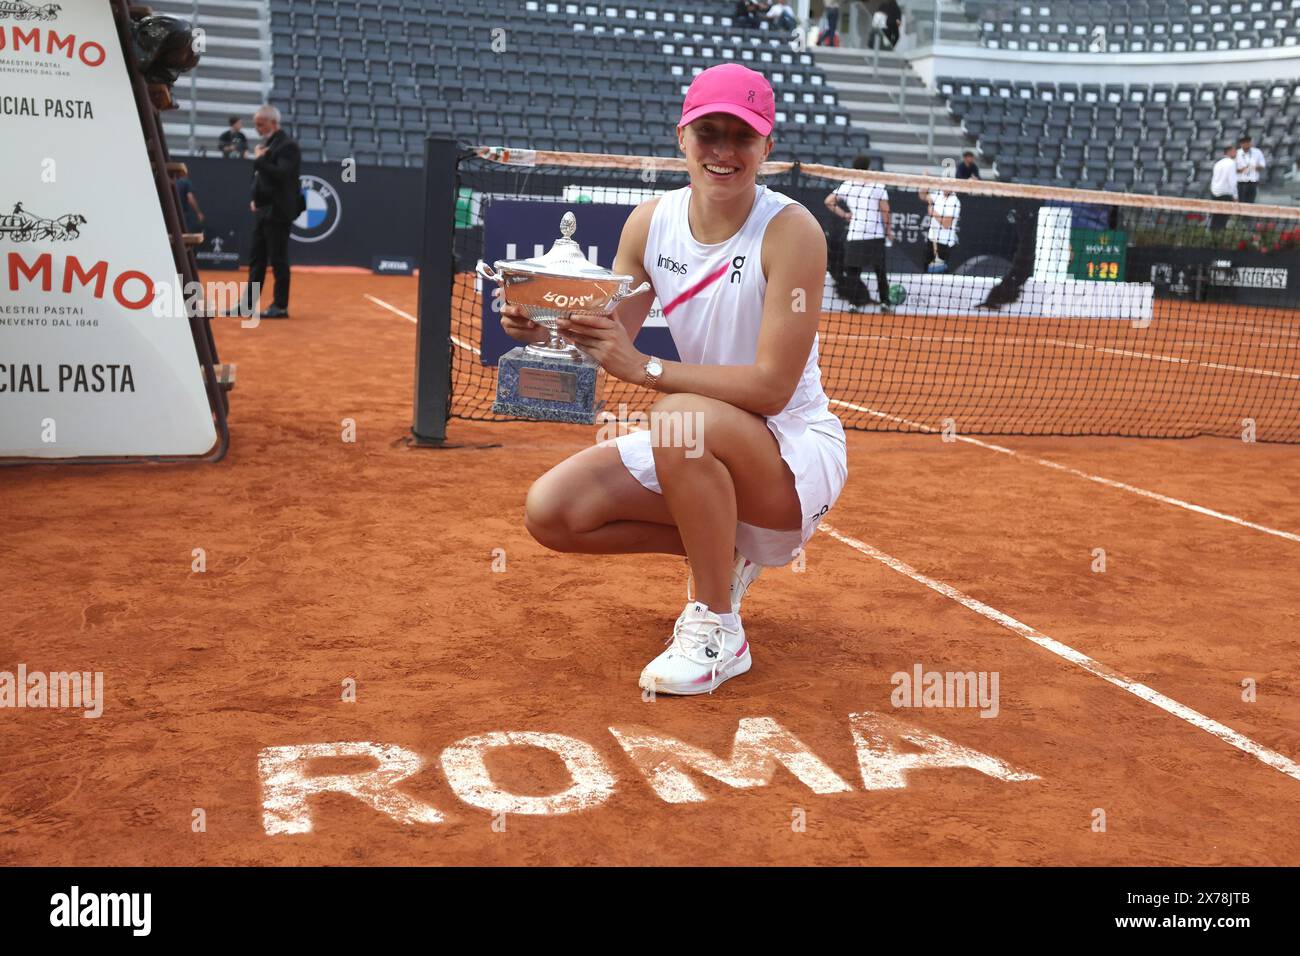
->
[411,136,459,447]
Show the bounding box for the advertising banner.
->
[1127,245,1300,309]
[180,155,424,269]
[0,0,216,457]
[821,273,1153,321]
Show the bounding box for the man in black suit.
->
[245,105,303,319]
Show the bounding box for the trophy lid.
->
[493,211,633,282]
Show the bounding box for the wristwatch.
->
[642,356,663,390]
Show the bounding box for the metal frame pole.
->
[411,137,459,446]
[189,0,198,153]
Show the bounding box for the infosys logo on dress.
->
[656,253,687,275]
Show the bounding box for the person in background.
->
[922,179,960,271]
[1210,142,1239,232]
[732,1,760,28]
[1235,134,1265,204]
[765,1,797,31]
[872,0,903,48]
[243,105,303,319]
[825,155,894,311]
[818,0,841,45]
[175,174,205,235]
[218,116,249,159]
[955,150,981,180]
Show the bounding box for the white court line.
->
[822,333,980,345]
[1079,343,1190,365]
[1204,361,1300,380]
[823,332,1300,364]
[825,330,1299,351]
[820,521,1300,783]
[1169,316,1300,340]
[1059,340,1300,381]
[829,398,1300,544]
[363,293,481,356]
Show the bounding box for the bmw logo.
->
[292,175,341,243]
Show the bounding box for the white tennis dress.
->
[613,183,848,567]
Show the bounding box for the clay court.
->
[2,271,1298,866]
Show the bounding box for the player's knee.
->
[523,481,576,552]
[650,392,705,418]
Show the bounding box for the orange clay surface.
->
[2,273,1298,866]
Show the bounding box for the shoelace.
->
[666,613,729,694]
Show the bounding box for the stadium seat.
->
[254,1,1300,183]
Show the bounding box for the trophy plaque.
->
[478,211,650,424]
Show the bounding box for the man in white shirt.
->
[765,2,796,31]
[825,155,894,311]
[1210,143,1239,231]
[1235,135,1266,204]
[923,183,961,272]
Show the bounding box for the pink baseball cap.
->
[678,63,775,137]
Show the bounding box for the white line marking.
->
[1169,315,1300,340]
[364,293,481,355]
[1041,338,1297,380]
[828,398,1300,544]
[819,522,1300,783]
[1087,344,1190,364]
[823,330,1299,378]
[1203,361,1300,380]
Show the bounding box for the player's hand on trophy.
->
[500,302,548,344]
[558,314,644,383]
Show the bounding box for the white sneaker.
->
[685,551,764,615]
[639,602,752,696]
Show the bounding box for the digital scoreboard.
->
[1070,228,1129,282]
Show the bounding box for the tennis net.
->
[442,147,1300,442]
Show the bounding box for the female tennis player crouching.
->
[500,64,848,695]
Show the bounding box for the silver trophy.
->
[478,211,650,423]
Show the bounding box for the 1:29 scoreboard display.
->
[1070,229,1128,282]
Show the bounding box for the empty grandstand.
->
[939,77,1300,191]
[153,1,1300,202]
[193,0,879,169]
[966,0,1300,53]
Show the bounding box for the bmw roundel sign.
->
[292,174,341,243]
